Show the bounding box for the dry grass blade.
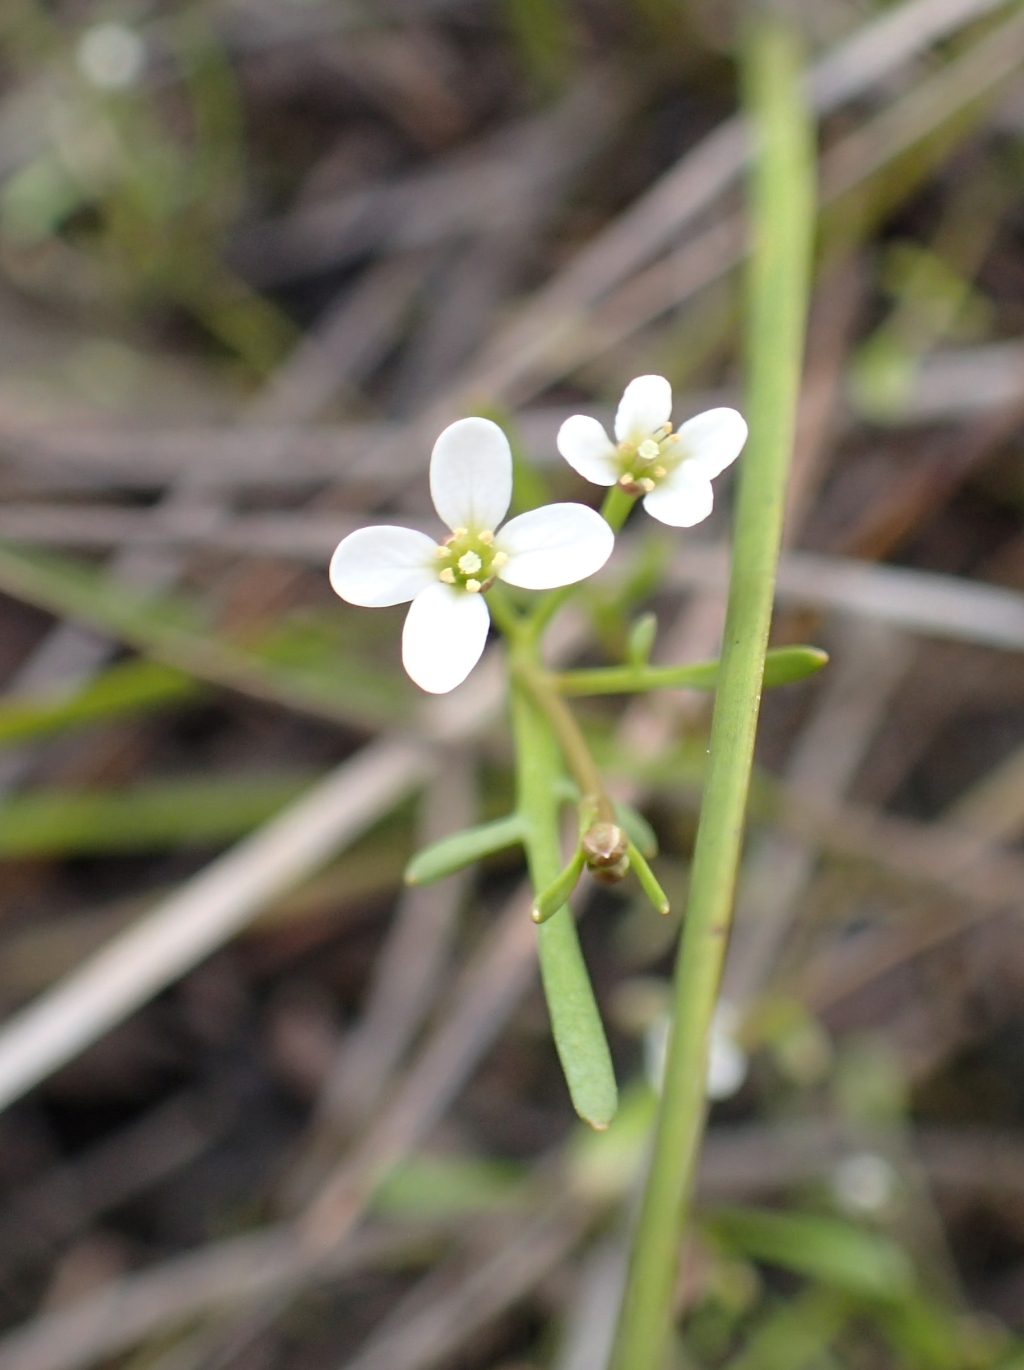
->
[667,544,1024,651]
[0,883,543,1370]
[722,621,914,1009]
[0,738,435,1114]
[339,1202,590,1370]
[299,882,539,1256]
[0,1224,426,1370]
[315,756,476,1132]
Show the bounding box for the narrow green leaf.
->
[557,644,828,696]
[567,1082,658,1201]
[512,684,617,1130]
[626,841,670,915]
[763,645,829,688]
[532,845,586,923]
[404,814,526,885]
[710,1206,915,1302]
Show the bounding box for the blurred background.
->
[1,0,1024,1366]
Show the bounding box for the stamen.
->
[439,568,456,584]
[653,465,666,478]
[453,527,468,537]
[620,472,635,486]
[465,579,482,592]
[458,551,483,575]
[639,477,656,492]
[478,530,494,545]
[435,545,451,558]
[492,550,508,568]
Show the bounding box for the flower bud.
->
[590,853,631,884]
[582,822,630,882]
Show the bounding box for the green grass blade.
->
[609,17,816,1367]
[0,659,198,747]
[0,772,320,856]
[0,543,411,730]
[710,1206,914,1301]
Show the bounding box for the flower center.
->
[434,527,507,593]
[615,425,682,495]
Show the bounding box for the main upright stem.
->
[608,18,816,1368]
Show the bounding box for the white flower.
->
[705,1002,748,1101]
[557,374,748,527]
[329,417,614,694]
[643,1001,748,1101]
[76,23,147,90]
[831,1153,897,1215]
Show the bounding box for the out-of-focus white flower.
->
[832,1152,897,1216]
[76,22,147,90]
[329,417,613,694]
[706,1001,749,1100]
[643,1000,749,1101]
[557,374,747,528]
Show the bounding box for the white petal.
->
[642,466,714,527]
[329,525,437,606]
[674,407,747,479]
[495,503,613,590]
[429,417,512,534]
[402,582,490,694]
[614,374,672,443]
[556,414,618,486]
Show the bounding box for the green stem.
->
[526,484,638,637]
[483,581,524,638]
[609,18,816,1368]
[515,661,616,823]
[510,682,618,1129]
[600,483,637,532]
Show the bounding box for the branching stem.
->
[514,660,617,824]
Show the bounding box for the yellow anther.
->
[478,530,494,545]
[465,579,482,592]
[620,472,635,486]
[439,568,456,584]
[639,477,656,492]
[492,550,508,568]
[653,465,666,478]
[453,527,468,537]
[435,544,451,558]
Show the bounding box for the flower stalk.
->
[608,17,816,1368]
[510,681,618,1129]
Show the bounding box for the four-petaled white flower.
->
[557,374,748,527]
[329,417,614,694]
